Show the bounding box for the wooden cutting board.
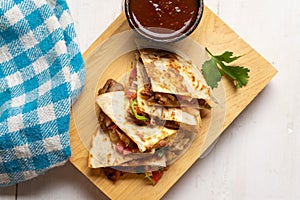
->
[69,6,277,200]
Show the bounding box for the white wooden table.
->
[1,0,300,199]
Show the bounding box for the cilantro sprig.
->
[202,48,250,89]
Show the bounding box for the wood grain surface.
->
[69,7,277,200]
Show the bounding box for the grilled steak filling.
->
[140,83,210,109]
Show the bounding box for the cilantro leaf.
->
[201,59,222,89]
[202,48,250,89]
[221,65,250,88]
[216,52,241,64]
[205,48,241,64]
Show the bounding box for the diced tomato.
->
[125,90,137,99]
[151,170,164,185]
[134,105,143,115]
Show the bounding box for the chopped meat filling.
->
[140,83,207,108]
[102,167,123,182]
[98,78,124,95]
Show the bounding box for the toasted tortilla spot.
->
[107,153,112,163]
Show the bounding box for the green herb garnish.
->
[145,172,155,185]
[130,99,148,122]
[202,48,250,89]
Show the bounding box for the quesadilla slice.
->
[135,57,202,129]
[88,127,159,168]
[137,48,213,109]
[96,90,177,152]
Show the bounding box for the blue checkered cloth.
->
[0,0,85,186]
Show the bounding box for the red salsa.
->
[128,0,200,40]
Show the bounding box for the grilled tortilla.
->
[88,127,160,168]
[136,57,202,129]
[96,91,177,152]
[138,48,213,109]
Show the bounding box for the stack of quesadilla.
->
[88,49,214,183]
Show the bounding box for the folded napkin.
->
[0,0,85,186]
